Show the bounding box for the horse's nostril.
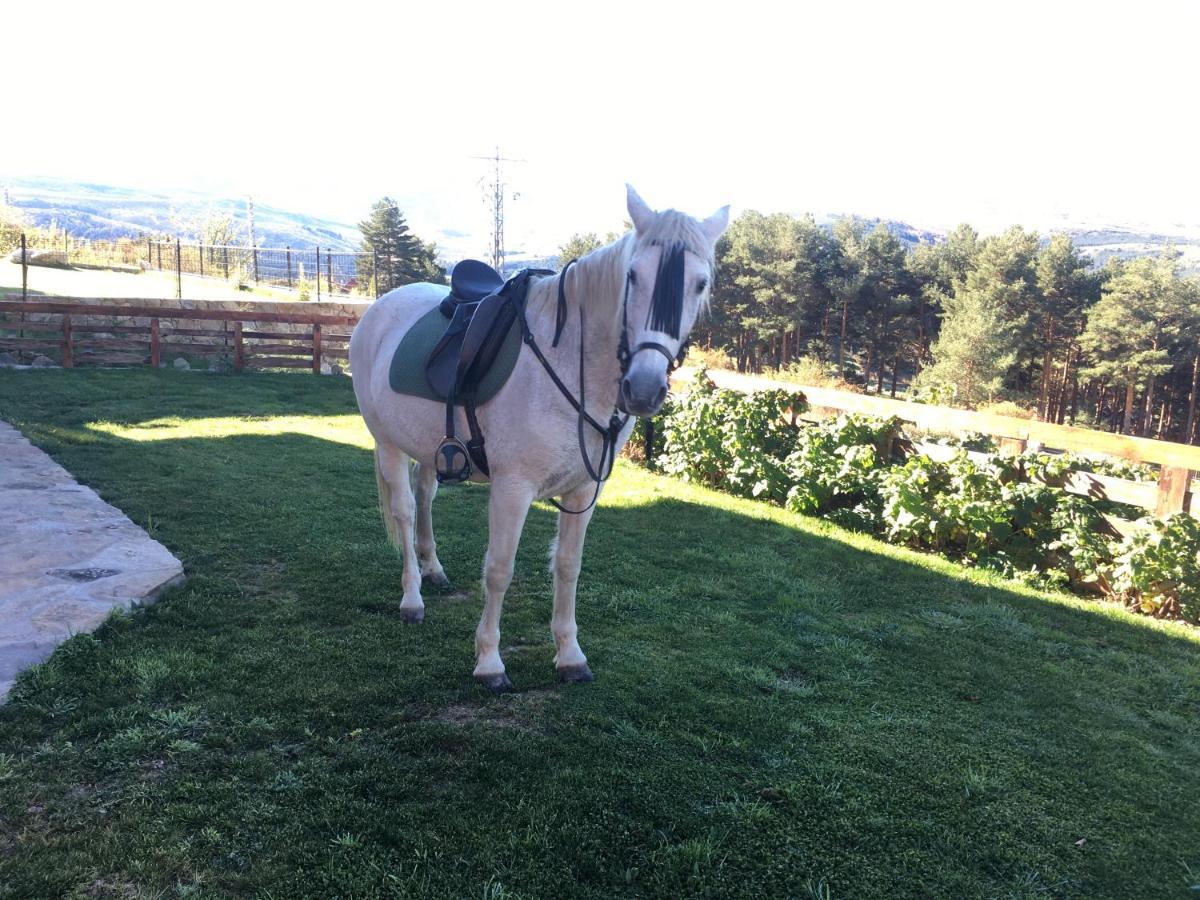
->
[653,384,667,407]
[621,378,634,402]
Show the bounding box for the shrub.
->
[644,375,1200,622]
[1111,515,1200,621]
[657,370,806,502]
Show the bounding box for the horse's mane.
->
[526,209,714,327]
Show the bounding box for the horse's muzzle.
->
[620,374,668,417]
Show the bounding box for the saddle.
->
[425,260,552,484]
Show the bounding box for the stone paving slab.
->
[0,420,184,700]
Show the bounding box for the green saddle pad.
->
[388,304,523,403]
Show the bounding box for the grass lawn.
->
[0,368,1196,899]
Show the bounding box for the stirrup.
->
[435,437,472,484]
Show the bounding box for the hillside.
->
[2,176,359,250]
[6,176,1200,272]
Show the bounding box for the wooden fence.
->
[0,298,360,374]
[677,367,1198,531]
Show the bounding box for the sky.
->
[5,0,1200,257]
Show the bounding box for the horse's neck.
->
[526,236,631,410]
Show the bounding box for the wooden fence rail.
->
[676,367,1197,530]
[0,299,358,375]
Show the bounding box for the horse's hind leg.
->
[414,462,450,589]
[373,442,424,623]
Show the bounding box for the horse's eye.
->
[696,278,708,294]
[627,270,638,286]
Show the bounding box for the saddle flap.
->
[456,290,519,394]
[424,302,476,398]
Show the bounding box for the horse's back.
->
[351,283,448,434]
[351,284,444,384]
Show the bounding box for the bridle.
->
[514,254,691,515]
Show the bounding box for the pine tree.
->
[1080,256,1182,434]
[357,198,444,294]
[913,287,1017,407]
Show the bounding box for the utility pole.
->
[246,195,257,250]
[471,147,523,273]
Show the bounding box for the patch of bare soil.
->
[433,689,560,732]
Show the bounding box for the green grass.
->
[0,368,1197,899]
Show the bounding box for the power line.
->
[471,147,524,272]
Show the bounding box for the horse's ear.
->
[626,184,655,235]
[701,205,731,244]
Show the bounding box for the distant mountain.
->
[1058,224,1200,272]
[821,212,1200,272]
[1,176,360,250]
[7,176,1200,273]
[820,213,943,249]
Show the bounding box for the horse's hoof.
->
[399,606,425,624]
[557,663,595,684]
[475,672,514,694]
[423,571,452,590]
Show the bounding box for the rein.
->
[515,254,691,515]
[515,260,626,515]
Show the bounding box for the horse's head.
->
[619,185,729,416]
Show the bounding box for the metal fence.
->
[142,240,372,299]
[3,231,377,301]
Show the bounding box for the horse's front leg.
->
[551,484,599,683]
[474,478,535,693]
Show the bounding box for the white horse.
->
[349,186,729,692]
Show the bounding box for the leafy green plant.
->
[1111,514,1200,621]
[658,370,806,502]
[783,415,897,515]
[649,372,1191,622]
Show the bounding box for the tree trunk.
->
[890,354,900,398]
[1122,382,1135,434]
[1142,377,1156,436]
[838,296,849,376]
[1038,317,1056,420]
[1067,365,1080,424]
[916,291,927,362]
[1184,352,1199,443]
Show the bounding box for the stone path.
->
[0,421,184,700]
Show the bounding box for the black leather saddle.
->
[428,260,552,484]
[443,258,505,309]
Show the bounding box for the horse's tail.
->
[374,446,403,550]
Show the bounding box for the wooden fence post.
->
[1155,466,1193,518]
[233,321,245,370]
[998,437,1027,456]
[61,315,73,368]
[150,318,161,368]
[312,323,322,374]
